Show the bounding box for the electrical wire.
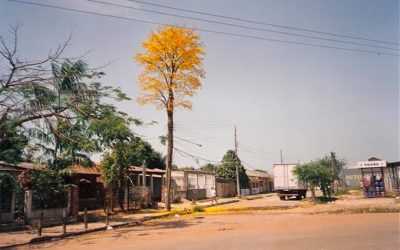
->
[174,147,221,164]
[7,0,399,56]
[124,0,400,46]
[89,0,398,51]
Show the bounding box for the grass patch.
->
[204,205,296,214]
[192,206,205,213]
[385,191,398,198]
[169,206,206,217]
[326,207,400,214]
[334,188,351,196]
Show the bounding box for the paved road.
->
[19,213,399,250]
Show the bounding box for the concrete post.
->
[24,190,32,224]
[124,184,128,207]
[67,186,72,216]
[67,185,79,216]
[137,174,140,186]
[62,208,67,235]
[150,175,154,193]
[142,161,147,187]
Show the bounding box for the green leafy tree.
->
[216,150,249,189]
[0,26,134,168]
[100,137,165,210]
[101,142,132,210]
[146,151,166,170]
[200,163,217,172]
[30,169,68,209]
[27,59,135,171]
[316,156,346,182]
[293,158,335,201]
[0,126,27,163]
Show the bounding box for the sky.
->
[1,0,399,172]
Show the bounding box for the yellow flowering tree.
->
[135,26,205,210]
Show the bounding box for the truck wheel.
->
[296,196,301,200]
[280,196,285,200]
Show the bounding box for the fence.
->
[125,186,152,209]
[25,190,71,222]
[216,178,237,198]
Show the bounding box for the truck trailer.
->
[273,163,307,200]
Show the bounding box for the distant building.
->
[342,168,362,188]
[170,170,216,201]
[346,157,400,196]
[246,170,274,194]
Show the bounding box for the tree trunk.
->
[310,186,316,201]
[165,108,173,211]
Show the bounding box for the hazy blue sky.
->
[1,0,399,172]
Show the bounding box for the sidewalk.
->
[169,196,241,210]
[0,194,273,249]
[0,210,169,249]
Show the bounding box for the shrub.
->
[192,206,205,213]
[31,169,68,209]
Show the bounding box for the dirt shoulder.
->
[190,191,400,216]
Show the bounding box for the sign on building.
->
[357,161,386,168]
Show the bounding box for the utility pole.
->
[280,149,283,164]
[330,152,338,192]
[234,126,240,197]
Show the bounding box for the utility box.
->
[273,164,307,200]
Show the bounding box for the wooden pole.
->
[84,208,88,230]
[234,126,240,197]
[38,213,43,236]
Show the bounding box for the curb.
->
[0,213,170,249]
[201,199,239,208]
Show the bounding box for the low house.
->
[0,161,44,177]
[171,170,216,201]
[246,170,274,194]
[67,165,166,211]
[0,161,166,223]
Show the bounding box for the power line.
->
[240,160,258,171]
[174,147,220,164]
[7,0,399,56]
[124,0,400,46]
[174,135,202,147]
[89,0,398,51]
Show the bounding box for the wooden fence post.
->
[84,208,88,230]
[38,213,43,236]
[62,209,67,235]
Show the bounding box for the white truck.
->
[273,163,307,200]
